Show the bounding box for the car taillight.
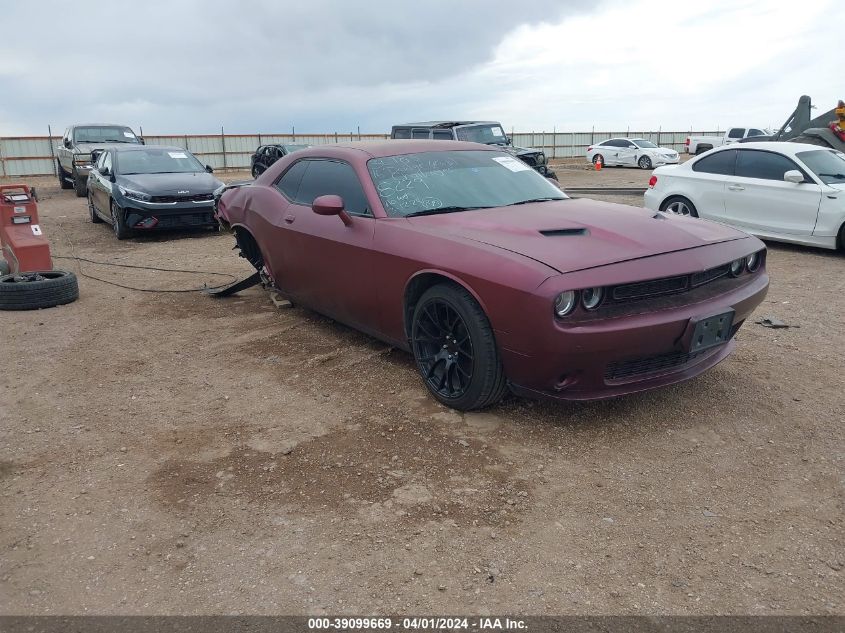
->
[684,137,690,146]
[648,175,657,188]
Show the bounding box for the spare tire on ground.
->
[0,270,79,310]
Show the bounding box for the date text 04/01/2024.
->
[307,617,527,630]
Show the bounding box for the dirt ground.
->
[1,161,842,616]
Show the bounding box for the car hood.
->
[117,172,223,195]
[407,199,749,274]
[74,142,141,153]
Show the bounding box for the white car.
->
[644,142,845,250]
[586,138,680,169]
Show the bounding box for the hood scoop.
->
[539,228,589,237]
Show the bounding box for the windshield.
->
[282,144,310,152]
[454,124,508,145]
[367,150,567,217]
[74,126,140,144]
[797,149,845,185]
[632,139,658,148]
[115,148,205,175]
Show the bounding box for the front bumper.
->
[653,155,680,166]
[121,200,217,230]
[498,250,769,401]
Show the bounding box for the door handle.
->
[284,214,295,224]
[727,184,745,191]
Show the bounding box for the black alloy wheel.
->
[410,284,507,410]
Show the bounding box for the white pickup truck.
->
[684,127,768,154]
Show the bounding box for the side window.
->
[432,130,453,140]
[411,129,430,139]
[274,160,309,200]
[748,128,765,137]
[735,150,804,181]
[95,151,107,171]
[294,160,370,216]
[727,128,745,139]
[102,152,113,174]
[692,149,737,175]
[393,128,411,139]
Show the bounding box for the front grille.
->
[605,350,703,381]
[612,276,688,301]
[610,263,736,304]
[155,212,215,228]
[149,193,214,204]
[691,263,730,287]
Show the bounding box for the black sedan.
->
[87,146,224,239]
[250,143,310,178]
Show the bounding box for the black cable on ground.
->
[54,222,240,293]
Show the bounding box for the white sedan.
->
[586,138,680,169]
[644,142,845,250]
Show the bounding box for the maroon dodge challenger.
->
[215,140,768,410]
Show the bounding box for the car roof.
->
[708,141,828,156]
[392,121,500,129]
[71,123,134,128]
[292,140,499,159]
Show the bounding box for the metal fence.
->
[0,129,723,177]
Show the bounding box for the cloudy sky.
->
[0,0,838,135]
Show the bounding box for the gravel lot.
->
[1,160,843,615]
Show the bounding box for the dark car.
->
[87,145,224,239]
[390,121,557,180]
[215,140,768,411]
[250,144,311,178]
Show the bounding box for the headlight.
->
[581,287,603,310]
[554,291,577,317]
[536,153,546,165]
[746,251,761,272]
[729,258,745,277]
[118,186,152,202]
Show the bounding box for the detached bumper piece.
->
[125,210,216,230]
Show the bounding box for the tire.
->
[110,200,131,240]
[660,196,699,218]
[57,161,73,190]
[73,172,87,197]
[410,283,507,411]
[88,192,102,223]
[638,155,653,170]
[592,154,604,167]
[838,223,845,251]
[0,270,79,311]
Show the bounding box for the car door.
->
[685,149,736,220]
[90,150,112,214]
[601,139,621,165]
[617,140,639,166]
[723,149,822,235]
[271,159,378,329]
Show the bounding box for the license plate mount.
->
[681,310,735,353]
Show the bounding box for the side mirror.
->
[100,166,110,176]
[205,165,214,173]
[139,137,145,145]
[312,194,352,226]
[64,139,72,148]
[784,170,804,184]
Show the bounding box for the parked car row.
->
[54,118,845,411]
